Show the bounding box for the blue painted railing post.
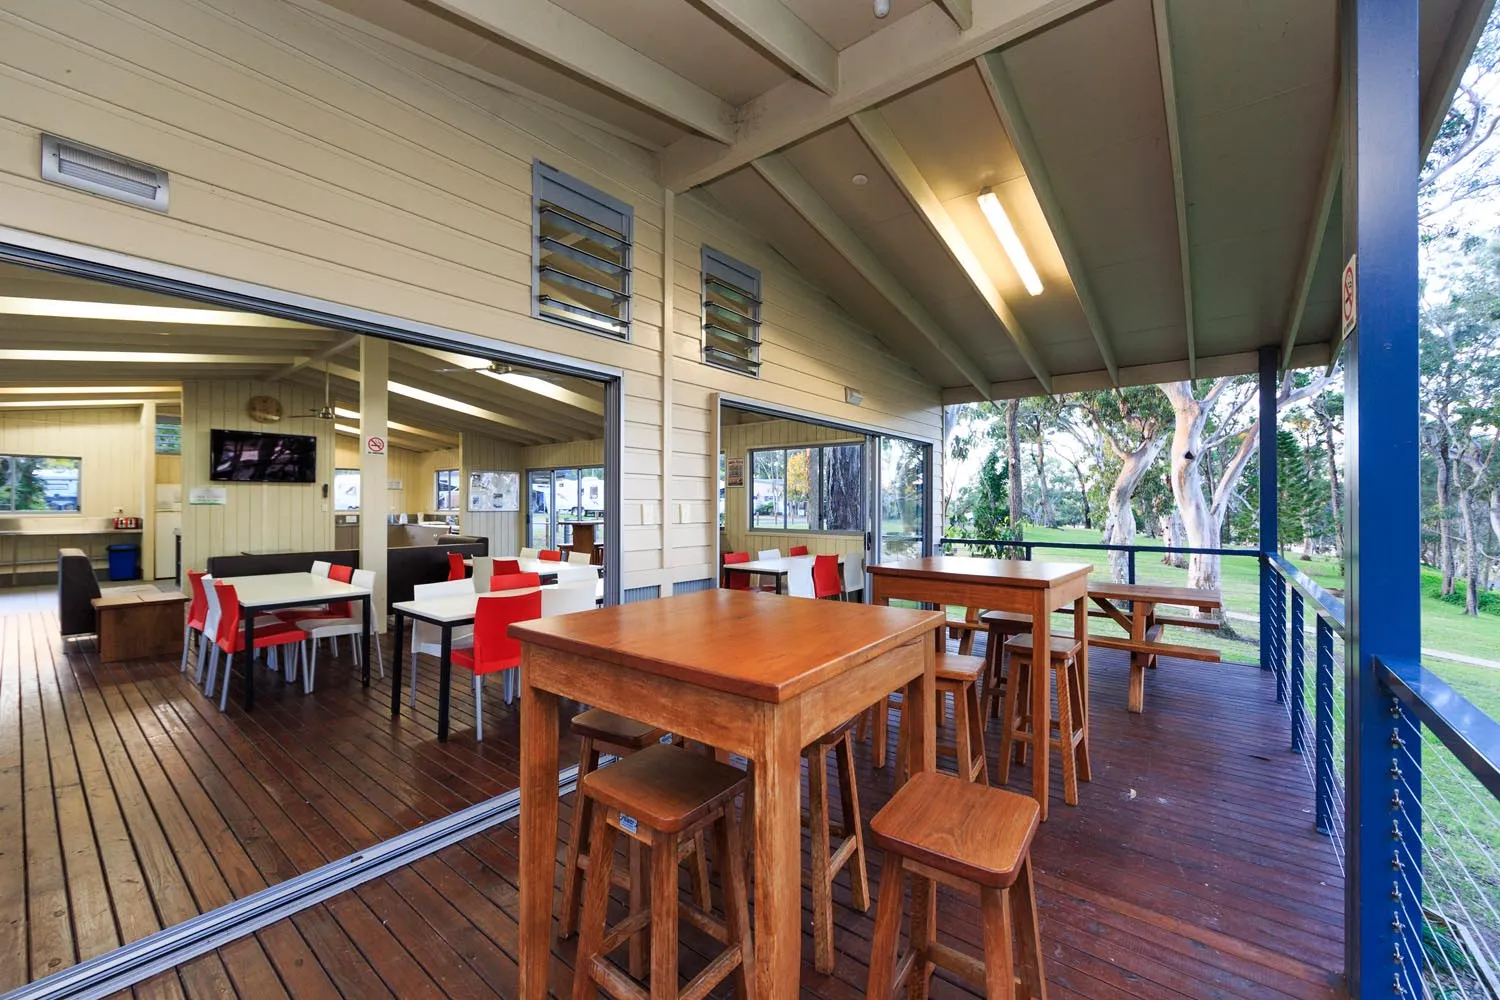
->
[1291,590,1306,753]
[1258,347,1279,677]
[1315,615,1335,835]
[1127,549,1137,585]
[1342,0,1423,993]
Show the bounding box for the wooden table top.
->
[869,555,1093,588]
[509,589,943,703]
[1089,581,1222,607]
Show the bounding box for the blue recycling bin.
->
[106,544,141,581]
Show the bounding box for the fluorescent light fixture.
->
[0,349,297,364]
[334,406,360,420]
[0,385,177,394]
[0,296,312,328]
[977,190,1043,296]
[478,369,604,416]
[334,423,360,435]
[0,398,164,409]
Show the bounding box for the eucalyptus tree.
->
[1075,387,1172,581]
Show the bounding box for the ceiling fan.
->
[431,359,566,383]
[297,364,337,420]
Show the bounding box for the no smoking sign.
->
[1341,253,1357,338]
[365,435,387,456]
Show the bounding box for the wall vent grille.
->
[41,134,169,212]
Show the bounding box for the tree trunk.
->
[1162,510,1188,568]
[1436,427,1456,594]
[1035,438,1055,527]
[1319,404,1342,557]
[1006,399,1023,538]
[1073,461,1092,529]
[1102,436,1168,582]
[1161,382,1222,599]
[1460,484,1481,616]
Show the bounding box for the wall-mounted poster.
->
[725,456,745,487]
[468,471,520,512]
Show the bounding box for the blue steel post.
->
[1258,346,1279,675]
[1342,0,1423,993]
[1315,615,1335,835]
[1127,549,1136,585]
[1291,590,1306,753]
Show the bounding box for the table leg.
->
[1031,589,1051,820]
[752,712,803,999]
[242,605,256,711]
[775,573,784,595]
[1128,600,1149,713]
[437,626,453,741]
[1074,595,1090,765]
[361,594,373,687]
[390,611,404,719]
[518,662,560,1000]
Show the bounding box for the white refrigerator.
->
[155,483,181,581]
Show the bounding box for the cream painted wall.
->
[0,0,943,591]
[333,436,426,513]
[461,431,523,555]
[179,380,334,572]
[720,419,868,559]
[0,405,148,572]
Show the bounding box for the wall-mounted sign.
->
[188,486,227,506]
[387,479,403,491]
[1341,253,1358,338]
[365,435,387,456]
[725,456,745,488]
[468,471,520,512]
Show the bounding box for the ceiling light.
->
[977,189,1043,296]
[334,423,360,435]
[851,173,869,186]
[874,0,890,16]
[334,406,360,420]
[0,296,310,328]
[0,385,177,394]
[0,349,297,364]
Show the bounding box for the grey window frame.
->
[747,443,864,534]
[701,246,761,377]
[532,161,633,340]
[434,468,460,511]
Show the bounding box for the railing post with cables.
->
[1272,572,1288,706]
[1290,590,1305,754]
[1314,615,1335,836]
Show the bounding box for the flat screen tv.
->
[209,429,318,483]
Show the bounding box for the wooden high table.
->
[868,556,1093,821]
[510,589,944,1000]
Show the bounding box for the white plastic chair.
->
[786,558,816,599]
[407,578,476,707]
[471,556,495,591]
[201,582,300,706]
[519,547,540,560]
[542,581,598,618]
[310,560,332,578]
[842,553,867,602]
[566,551,592,566]
[757,548,781,560]
[296,568,384,693]
[194,574,218,686]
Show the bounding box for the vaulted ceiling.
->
[314,0,1487,401]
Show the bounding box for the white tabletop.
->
[394,583,577,625]
[736,554,845,575]
[218,572,371,609]
[471,557,597,584]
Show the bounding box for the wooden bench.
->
[1086,582,1222,713]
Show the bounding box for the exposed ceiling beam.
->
[1150,0,1195,380]
[849,110,1052,393]
[977,52,1119,384]
[941,341,1333,403]
[271,334,361,382]
[753,154,994,399]
[400,345,605,417]
[935,0,973,30]
[694,0,838,94]
[324,363,558,443]
[1421,0,1496,160]
[1281,97,1343,371]
[661,0,1100,191]
[424,0,735,142]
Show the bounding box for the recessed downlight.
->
[851,173,869,186]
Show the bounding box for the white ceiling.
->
[298,0,1494,397]
[0,263,605,449]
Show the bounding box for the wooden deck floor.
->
[1,604,1345,999]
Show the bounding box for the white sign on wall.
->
[1341,254,1358,338]
[188,486,227,506]
[365,435,387,456]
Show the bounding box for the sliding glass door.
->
[876,437,929,562]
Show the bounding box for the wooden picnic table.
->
[1087,581,1221,713]
[510,589,944,999]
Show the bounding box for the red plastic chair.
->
[812,555,842,600]
[206,581,307,711]
[494,559,522,576]
[448,551,466,581]
[722,551,752,590]
[181,570,209,675]
[329,563,354,583]
[789,545,810,556]
[279,561,353,624]
[451,574,542,740]
[539,549,564,562]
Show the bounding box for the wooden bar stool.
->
[998,633,1090,815]
[873,651,988,784]
[979,610,1033,721]
[804,720,870,973]
[865,772,1048,999]
[560,710,710,979]
[572,743,754,1000]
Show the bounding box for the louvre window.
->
[533,162,632,339]
[701,247,761,377]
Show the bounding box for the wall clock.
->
[246,394,284,423]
